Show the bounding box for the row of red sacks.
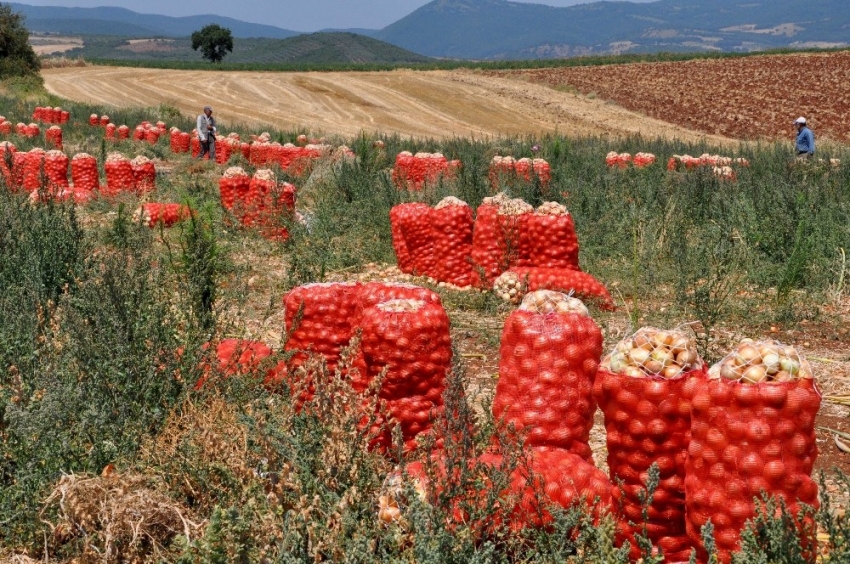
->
[606,151,657,168]
[218,167,295,240]
[392,152,461,191]
[199,282,452,453]
[0,144,156,198]
[389,196,613,307]
[488,156,551,189]
[32,106,70,124]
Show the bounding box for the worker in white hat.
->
[197,105,216,161]
[794,117,814,158]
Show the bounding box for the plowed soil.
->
[489,50,850,142]
[41,66,731,143]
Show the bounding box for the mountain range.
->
[14,0,850,61]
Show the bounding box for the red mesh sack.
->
[431,197,476,287]
[240,142,250,160]
[44,150,70,192]
[594,327,707,562]
[11,151,28,191]
[104,123,117,141]
[45,126,63,150]
[606,152,632,168]
[519,201,580,270]
[71,153,99,192]
[493,291,601,460]
[131,155,156,194]
[15,123,26,136]
[686,340,820,564]
[219,167,250,213]
[25,123,40,138]
[133,203,193,228]
[250,142,270,165]
[88,114,98,126]
[0,121,11,135]
[132,125,145,142]
[494,266,614,310]
[215,138,233,164]
[144,127,160,145]
[195,339,273,390]
[117,125,130,140]
[60,110,70,124]
[103,152,134,196]
[282,282,361,380]
[99,115,110,126]
[360,298,451,452]
[405,446,613,536]
[392,202,436,278]
[169,128,182,152]
[0,141,16,183]
[356,282,441,316]
[191,133,201,158]
[389,205,414,273]
[470,194,507,286]
[32,107,43,122]
[20,149,45,192]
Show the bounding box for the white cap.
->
[794,117,807,125]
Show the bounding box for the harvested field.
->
[42,66,731,143]
[489,50,850,142]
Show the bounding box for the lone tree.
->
[191,24,234,63]
[0,3,41,79]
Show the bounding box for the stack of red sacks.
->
[488,156,551,190]
[390,197,476,288]
[218,167,296,240]
[32,106,69,124]
[392,151,461,191]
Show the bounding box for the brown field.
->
[489,50,850,142]
[29,35,83,55]
[41,66,732,143]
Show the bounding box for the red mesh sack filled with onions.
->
[71,153,99,192]
[431,197,476,288]
[391,202,436,278]
[402,446,612,535]
[195,339,273,390]
[20,149,45,192]
[493,291,602,461]
[518,201,580,270]
[685,339,819,564]
[359,298,451,453]
[104,123,117,141]
[45,126,62,150]
[282,282,361,383]
[131,155,156,194]
[389,205,415,274]
[593,327,707,562]
[44,150,70,192]
[133,203,193,228]
[0,141,16,183]
[103,152,134,197]
[470,193,511,286]
[219,167,250,214]
[493,266,614,310]
[117,125,130,140]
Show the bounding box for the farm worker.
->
[794,116,814,158]
[197,105,216,161]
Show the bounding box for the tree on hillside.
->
[0,3,41,79]
[191,24,234,63]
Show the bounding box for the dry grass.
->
[41,470,198,563]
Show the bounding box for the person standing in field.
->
[197,105,216,161]
[794,116,814,158]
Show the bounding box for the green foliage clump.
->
[191,24,234,64]
[0,3,41,81]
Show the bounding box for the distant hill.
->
[57,32,432,65]
[374,0,850,59]
[10,3,299,39]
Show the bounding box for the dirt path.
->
[42,66,734,144]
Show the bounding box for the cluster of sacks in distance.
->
[0,142,191,228]
[389,193,613,308]
[392,151,463,191]
[667,154,751,181]
[606,151,657,168]
[489,155,552,189]
[211,283,819,563]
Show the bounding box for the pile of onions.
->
[602,327,702,380]
[707,339,812,384]
[517,289,589,316]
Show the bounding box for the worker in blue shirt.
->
[794,117,815,157]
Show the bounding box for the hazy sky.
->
[15,0,655,32]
